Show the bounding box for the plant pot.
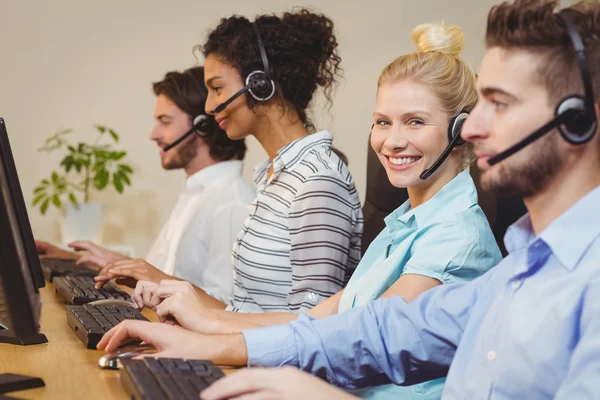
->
[60,202,104,245]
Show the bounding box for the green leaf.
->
[61,155,75,172]
[41,179,50,185]
[109,129,119,142]
[68,145,76,153]
[33,186,46,194]
[94,169,109,190]
[78,143,85,153]
[51,171,59,185]
[112,151,126,161]
[32,193,46,206]
[40,198,50,215]
[113,173,124,193]
[74,160,82,173]
[68,192,78,206]
[118,164,133,174]
[95,125,106,134]
[52,194,62,209]
[119,171,131,186]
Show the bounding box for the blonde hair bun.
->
[412,22,464,57]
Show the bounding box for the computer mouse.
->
[97,344,157,370]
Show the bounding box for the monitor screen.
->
[0,117,47,345]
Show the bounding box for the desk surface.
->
[0,282,236,398]
[0,284,142,399]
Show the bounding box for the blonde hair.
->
[378,22,477,169]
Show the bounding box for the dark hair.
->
[202,9,342,132]
[486,0,600,105]
[152,66,246,161]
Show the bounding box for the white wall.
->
[0,0,502,256]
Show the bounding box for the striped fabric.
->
[227,131,363,313]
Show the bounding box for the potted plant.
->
[32,125,134,244]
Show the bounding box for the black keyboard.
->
[54,275,130,305]
[120,358,224,400]
[40,257,96,282]
[66,303,148,349]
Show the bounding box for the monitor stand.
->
[0,373,45,394]
[0,332,48,345]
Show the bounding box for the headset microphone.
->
[162,114,209,152]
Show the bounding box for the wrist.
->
[203,333,248,367]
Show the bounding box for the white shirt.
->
[145,160,255,303]
[228,132,363,313]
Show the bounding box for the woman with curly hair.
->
[188,10,362,313]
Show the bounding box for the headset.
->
[213,22,276,114]
[488,11,597,166]
[162,69,214,152]
[162,114,211,152]
[420,111,470,180]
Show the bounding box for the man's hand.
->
[200,367,360,400]
[35,240,79,259]
[131,280,221,333]
[96,320,248,366]
[68,240,130,268]
[93,258,171,289]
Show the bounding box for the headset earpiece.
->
[555,95,597,144]
[448,112,469,146]
[246,70,276,102]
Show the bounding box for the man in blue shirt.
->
[99,1,600,398]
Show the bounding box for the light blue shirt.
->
[338,170,502,399]
[243,185,600,399]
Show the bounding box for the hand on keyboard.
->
[199,367,360,400]
[96,320,247,366]
[69,240,130,268]
[131,280,219,334]
[94,259,171,289]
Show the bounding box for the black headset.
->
[162,70,214,152]
[420,111,469,180]
[213,22,276,114]
[488,11,597,166]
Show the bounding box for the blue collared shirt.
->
[243,185,600,399]
[338,170,501,399]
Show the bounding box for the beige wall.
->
[0,0,503,257]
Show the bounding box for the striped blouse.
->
[227,131,363,313]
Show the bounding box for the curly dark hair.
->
[152,66,246,161]
[486,0,600,105]
[201,9,342,132]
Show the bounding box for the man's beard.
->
[481,131,563,198]
[162,135,199,170]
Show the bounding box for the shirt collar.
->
[185,160,243,192]
[505,184,600,270]
[388,169,478,229]
[253,131,333,184]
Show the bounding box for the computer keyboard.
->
[66,303,148,349]
[40,257,96,282]
[54,275,130,305]
[120,358,224,400]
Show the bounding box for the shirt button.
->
[487,351,496,361]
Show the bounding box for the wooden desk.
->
[0,284,155,399]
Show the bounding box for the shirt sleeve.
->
[554,278,600,399]
[286,171,361,312]
[201,202,250,304]
[402,220,501,284]
[243,269,495,389]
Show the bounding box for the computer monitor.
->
[0,117,47,345]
